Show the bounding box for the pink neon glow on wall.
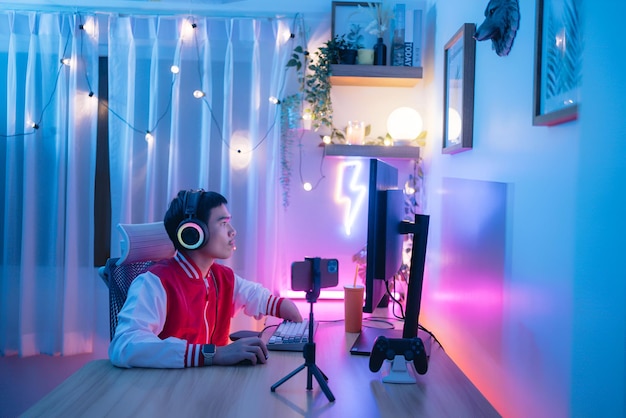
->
[427,177,507,402]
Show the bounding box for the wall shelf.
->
[324,144,420,159]
[330,64,423,87]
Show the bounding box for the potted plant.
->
[340,24,364,65]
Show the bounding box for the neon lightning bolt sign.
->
[334,161,367,236]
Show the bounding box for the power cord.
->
[383,276,445,352]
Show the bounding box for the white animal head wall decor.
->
[474,0,520,57]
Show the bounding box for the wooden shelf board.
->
[330,64,423,87]
[324,144,420,159]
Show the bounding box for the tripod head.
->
[291,257,338,303]
[305,257,321,303]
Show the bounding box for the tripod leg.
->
[271,363,306,392]
[310,365,336,402]
[307,366,313,390]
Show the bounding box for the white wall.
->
[421,0,625,417]
[422,0,577,416]
[572,1,626,416]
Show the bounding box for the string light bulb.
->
[170,65,180,74]
[60,58,71,66]
[268,96,280,105]
[302,112,313,130]
[193,90,205,99]
[79,18,96,38]
[303,182,313,192]
[181,20,196,40]
[322,135,331,144]
[145,131,154,143]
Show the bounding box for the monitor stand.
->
[350,326,401,356]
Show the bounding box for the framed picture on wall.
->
[331,1,379,51]
[442,23,476,155]
[532,0,582,126]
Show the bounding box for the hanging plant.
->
[287,34,353,132]
[280,19,371,207]
[279,93,303,209]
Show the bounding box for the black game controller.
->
[369,336,428,375]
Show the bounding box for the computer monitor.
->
[350,159,430,355]
[362,159,404,313]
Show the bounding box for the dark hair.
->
[164,190,228,250]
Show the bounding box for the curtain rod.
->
[0,0,328,20]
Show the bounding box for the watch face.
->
[203,344,215,355]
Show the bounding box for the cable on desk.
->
[384,277,445,352]
[362,317,395,329]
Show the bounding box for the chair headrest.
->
[117,222,175,266]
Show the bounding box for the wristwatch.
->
[202,344,216,366]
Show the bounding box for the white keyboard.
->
[267,319,318,352]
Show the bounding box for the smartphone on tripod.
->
[291,258,339,291]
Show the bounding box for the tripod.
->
[270,258,335,403]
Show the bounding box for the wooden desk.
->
[22,321,500,418]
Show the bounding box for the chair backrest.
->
[104,257,156,340]
[100,222,175,340]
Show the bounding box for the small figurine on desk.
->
[108,189,303,369]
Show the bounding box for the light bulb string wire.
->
[3,12,281,154]
[1,17,72,139]
[3,11,328,194]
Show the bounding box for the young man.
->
[109,189,302,368]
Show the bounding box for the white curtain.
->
[1,10,291,356]
[0,11,99,356]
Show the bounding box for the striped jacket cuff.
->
[266,295,284,317]
[185,343,204,367]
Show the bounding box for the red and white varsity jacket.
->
[108,252,283,368]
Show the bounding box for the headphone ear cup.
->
[177,218,209,250]
[176,189,209,250]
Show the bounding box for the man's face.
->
[201,203,236,260]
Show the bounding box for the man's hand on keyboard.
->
[279,299,303,322]
[213,337,269,366]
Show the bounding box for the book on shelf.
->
[402,2,424,68]
[391,3,406,67]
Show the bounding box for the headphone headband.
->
[183,190,202,218]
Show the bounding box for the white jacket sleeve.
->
[108,272,188,368]
[232,274,282,320]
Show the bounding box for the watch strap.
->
[202,344,216,366]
